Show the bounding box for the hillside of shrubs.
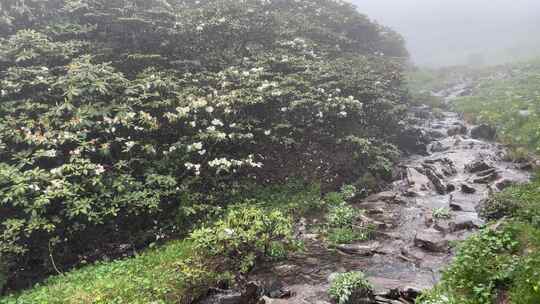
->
[0,0,412,300]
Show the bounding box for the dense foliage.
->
[328,271,373,304]
[0,0,410,291]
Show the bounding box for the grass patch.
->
[452,58,540,154]
[0,241,203,304]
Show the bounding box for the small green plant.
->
[432,207,451,219]
[340,184,358,200]
[327,227,369,245]
[328,271,373,304]
[510,251,540,304]
[326,203,360,228]
[189,205,295,274]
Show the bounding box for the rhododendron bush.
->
[0,0,408,288]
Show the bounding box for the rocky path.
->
[202,88,533,304]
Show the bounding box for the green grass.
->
[418,174,540,304]
[452,58,540,155]
[0,240,205,304]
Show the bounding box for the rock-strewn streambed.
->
[201,88,533,304]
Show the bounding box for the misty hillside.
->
[0,1,539,304]
[354,0,540,67]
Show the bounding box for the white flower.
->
[192,98,207,108]
[43,149,57,158]
[28,184,40,191]
[50,167,62,175]
[95,164,106,175]
[211,118,223,126]
[189,121,197,127]
[264,130,271,135]
[205,106,214,113]
[176,106,190,117]
[338,111,348,117]
[280,107,287,112]
[271,90,283,96]
[70,148,82,156]
[184,162,201,176]
[124,141,136,151]
[187,142,203,152]
[224,228,235,236]
[198,149,206,155]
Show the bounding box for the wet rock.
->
[434,221,451,234]
[366,191,398,203]
[430,141,449,153]
[336,241,381,256]
[450,201,475,212]
[449,214,480,232]
[495,179,515,191]
[460,183,477,194]
[424,212,434,227]
[414,229,449,252]
[272,264,301,276]
[465,160,492,173]
[427,130,445,139]
[473,171,499,184]
[476,168,497,177]
[425,158,457,176]
[396,128,430,155]
[200,291,244,304]
[411,106,433,119]
[518,162,533,171]
[201,282,260,304]
[424,166,447,194]
[471,124,496,140]
[446,184,456,192]
[369,277,428,301]
[447,123,467,136]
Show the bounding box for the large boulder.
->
[470,124,496,140]
[447,123,467,136]
[414,230,449,252]
[465,160,492,173]
[396,128,430,155]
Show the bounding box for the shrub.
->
[478,175,540,223]
[328,271,373,304]
[189,205,295,274]
[0,0,409,289]
[326,204,360,228]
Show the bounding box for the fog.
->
[352,0,540,67]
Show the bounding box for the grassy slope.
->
[1,241,196,304]
[452,58,540,155]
